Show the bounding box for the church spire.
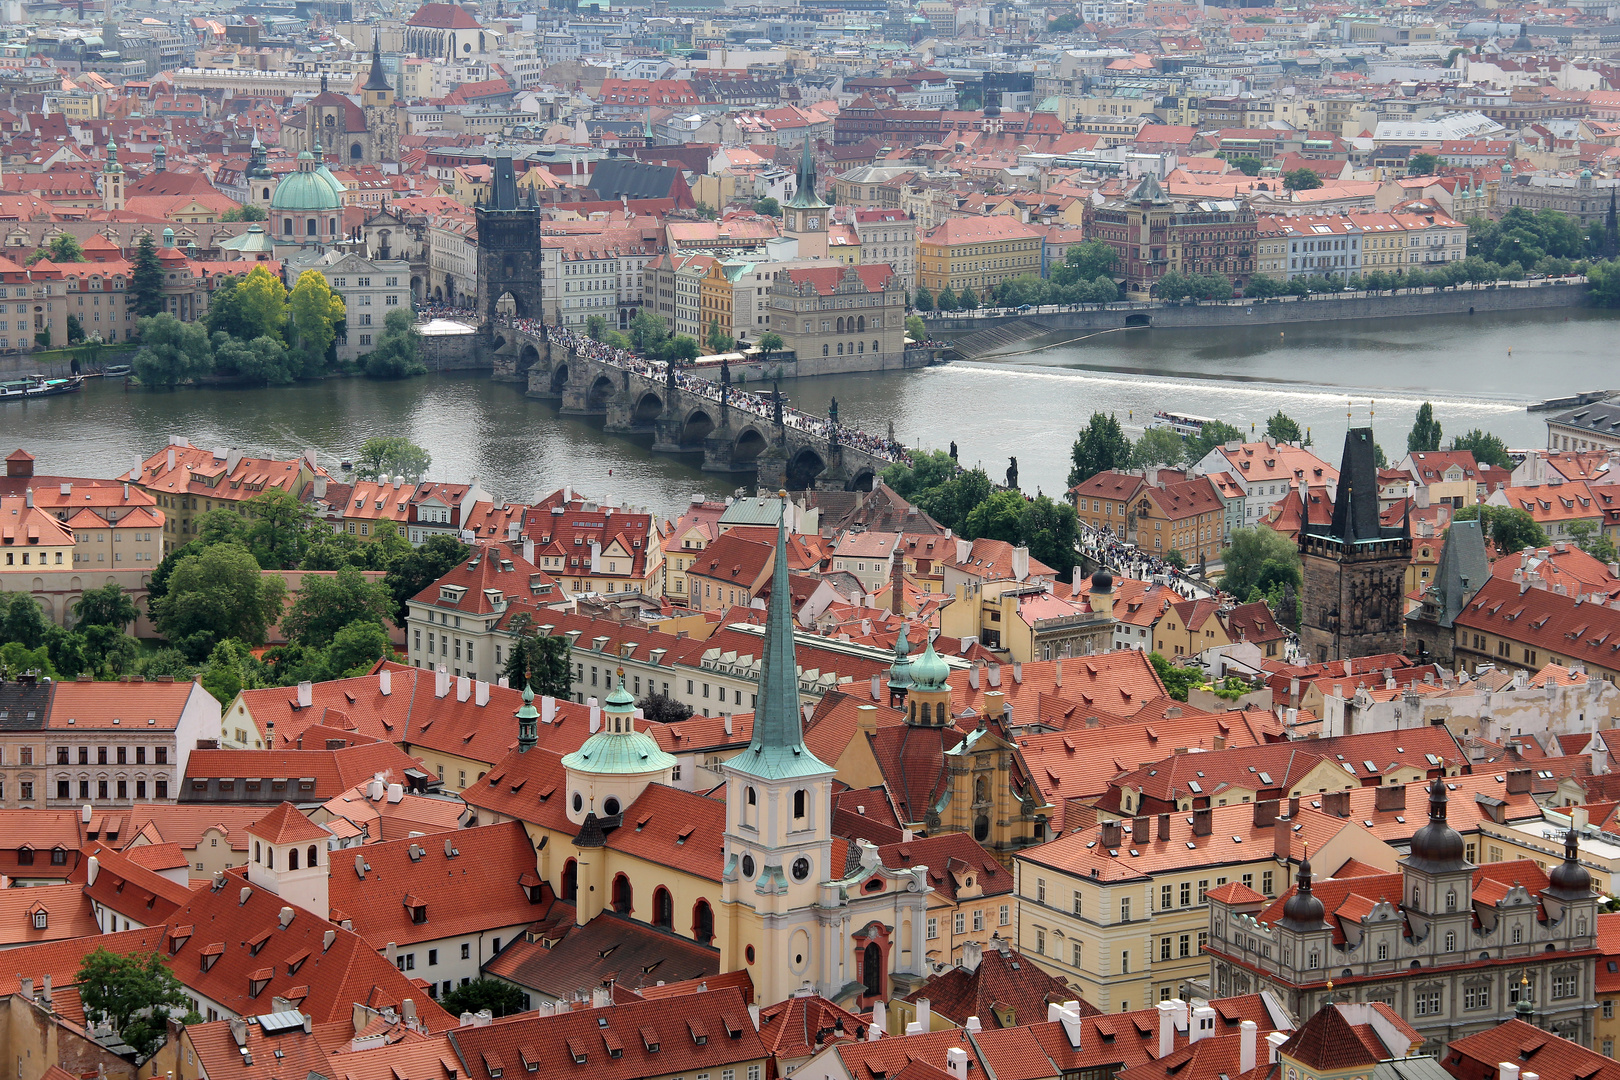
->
[785,139,829,210]
[731,498,831,781]
[363,36,393,94]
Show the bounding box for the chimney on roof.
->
[475,680,490,707]
[435,665,449,699]
[869,999,885,1040]
[456,675,471,703]
[946,1048,969,1080]
[1506,769,1533,794]
[1192,807,1212,836]
[379,667,392,696]
[1100,820,1123,847]
[1374,784,1406,811]
[1189,1005,1216,1044]
[1252,799,1277,828]
[1240,1021,1258,1074]
[1267,1031,1289,1065]
[19,978,32,1002]
[265,720,275,750]
[1157,1001,1177,1056]
[961,940,983,973]
[1132,815,1149,845]
[41,974,51,1005]
[1321,789,1351,817]
[296,681,312,709]
[1158,813,1171,841]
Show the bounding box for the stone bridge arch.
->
[680,407,717,448]
[732,425,770,465]
[632,389,664,423]
[786,446,826,490]
[550,359,571,395]
[586,374,616,412]
[848,466,877,492]
[517,341,542,378]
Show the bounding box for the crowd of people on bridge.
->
[519,321,915,465]
[1079,520,1213,601]
[416,303,479,321]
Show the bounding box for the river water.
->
[3,308,1612,518]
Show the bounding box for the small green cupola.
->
[887,623,913,707]
[560,671,676,825]
[515,683,539,753]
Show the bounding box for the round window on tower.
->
[603,796,621,817]
[572,792,583,813]
[792,857,812,882]
[742,854,756,878]
[745,945,756,964]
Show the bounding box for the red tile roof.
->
[1454,575,1620,671]
[877,832,1011,903]
[246,802,331,845]
[1444,1018,1620,1080]
[903,944,1093,1027]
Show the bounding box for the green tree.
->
[1453,504,1548,553]
[753,197,781,217]
[74,583,138,630]
[1219,526,1302,601]
[1231,156,1263,176]
[244,488,319,570]
[1023,494,1080,581]
[1047,12,1080,31]
[1590,260,1620,307]
[383,535,468,624]
[134,648,196,681]
[132,313,212,387]
[288,269,345,373]
[66,314,85,344]
[912,286,934,312]
[1164,549,1188,571]
[129,233,165,320]
[958,287,980,310]
[1059,239,1119,282]
[48,232,86,263]
[882,449,959,501]
[936,286,958,311]
[356,436,432,482]
[282,565,395,651]
[1131,426,1185,468]
[439,979,526,1019]
[213,333,295,386]
[1568,519,1620,563]
[707,317,734,354]
[1264,411,1305,445]
[359,519,413,571]
[1185,420,1244,466]
[629,310,669,354]
[364,308,427,379]
[203,265,289,344]
[906,314,926,340]
[80,624,140,678]
[756,330,784,361]
[961,489,1027,545]
[77,947,199,1059]
[637,692,693,724]
[1449,429,1513,470]
[585,314,607,341]
[1407,153,1439,177]
[1283,168,1323,191]
[1407,402,1443,453]
[502,612,574,697]
[153,544,287,660]
[1150,651,1202,702]
[694,201,718,220]
[0,641,56,679]
[199,638,264,706]
[1068,412,1133,487]
[222,205,268,222]
[325,620,397,675]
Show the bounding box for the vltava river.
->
[3,308,1611,516]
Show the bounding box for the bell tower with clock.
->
[784,139,830,259]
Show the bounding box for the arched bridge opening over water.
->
[489,323,903,492]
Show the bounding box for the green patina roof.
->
[270,168,343,212]
[724,503,834,782]
[561,675,674,776]
[887,623,913,692]
[907,636,950,691]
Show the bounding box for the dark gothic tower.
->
[474,150,543,324]
[1298,427,1412,662]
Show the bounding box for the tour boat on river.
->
[1146,410,1216,438]
[0,374,84,401]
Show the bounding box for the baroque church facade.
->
[281,43,400,165]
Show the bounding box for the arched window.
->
[307,845,318,868]
[329,217,338,235]
[282,219,293,237]
[652,886,674,929]
[288,847,299,870]
[858,341,865,353]
[350,142,363,161]
[822,345,829,356]
[693,899,715,943]
[266,847,274,869]
[744,786,757,827]
[561,859,578,902]
[262,186,271,201]
[1413,887,1421,908]
[837,342,844,355]
[1444,930,1456,952]
[935,701,947,724]
[836,317,844,333]
[862,941,884,998]
[306,218,318,236]
[1445,889,1457,911]
[611,873,633,914]
[873,339,880,354]
[857,315,865,331]
[254,841,261,863]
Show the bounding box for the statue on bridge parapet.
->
[665,359,676,390]
[772,383,784,427]
[1007,456,1019,491]
[949,440,958,461]
[828,396,839,425]
[720,358,731,385]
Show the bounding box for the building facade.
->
[1090,174,1257,298]
[768,264,907,367]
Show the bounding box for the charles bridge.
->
[488,323,898,492]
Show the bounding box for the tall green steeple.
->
[730,500,831,780]
[785,139,829,210]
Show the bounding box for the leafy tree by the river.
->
[364,308,428,379]
[1219,527,1302,602]
[129,234,165,320]
[282,565,395,651]
[132,314,212,386]
[1449,429,1513,470]
[356,437,432,482]
[502,611,574,698]
[1131,426,1185,468]
[151,544,286,661]
[1265,411,1307,445]
[1068,412,1133,487]
[1453,504,1547,554]
[383,535,468,624]
[1407,402,1443,453]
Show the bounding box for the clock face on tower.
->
[808,216,821,230]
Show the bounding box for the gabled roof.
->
[877,832,1010,903]
[904,944,1092,1028]
[481,910,720,1002]
[1445,1018,1620,1080]
[246,801,330,845]
[407,2,482,27]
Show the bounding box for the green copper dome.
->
[887,623,913,692]
[908,636,950,691]
[561,676,675,776]
[271,168,344,212]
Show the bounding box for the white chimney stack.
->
[379,667,392,696]
[1267,1031,1289,1064]
[1240,1020,1257,1074]
[435,665,450,698]
[1157,1001,1177,1057]
[297,681,312,708]
[1189,1005,1216,1044]
[386,783,403,803]
[869,999,885,1040]
[475,680,490,706]
[86,855,100,886]
[590,705,600,733]
[915,999,930,1032]
[456,675,470,702]
[946,1048,969,1080]
[1499,1065,1520,1080]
